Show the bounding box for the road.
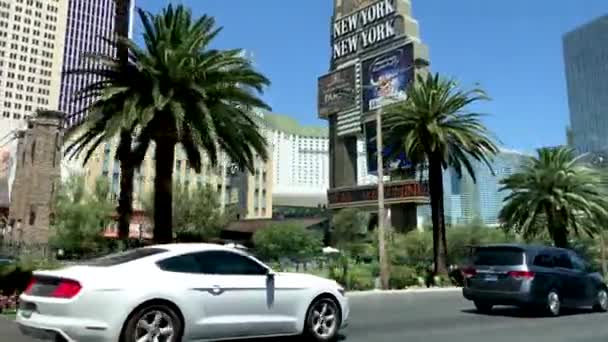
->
[3,289,608,341]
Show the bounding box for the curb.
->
[347,287,461,296]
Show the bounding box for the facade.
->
[258,110,371,207]
[59,0,133,127]
[0,0,69,201]
[7,111,64,243]
[440,149,528,226]
[318,0,431,230]
[563,15,608,154]
[65,134,274,220]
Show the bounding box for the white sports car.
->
[16,243,349,342]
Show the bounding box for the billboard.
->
[361,43,414,112]
[318,66,357,118]
[332,0,399,61]
[365,119,412,175]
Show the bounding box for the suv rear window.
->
[473,247,524,266]
[83,248,168,266]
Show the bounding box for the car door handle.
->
[208,285,224,296]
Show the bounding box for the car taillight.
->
[508,271,535,279]
[24,278,36,295]
[462,268,477,278]
[51,279,82,299]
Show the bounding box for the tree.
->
[141,183,232,242]
[67,5,271,243]
[50,175,114,257]
[253,224,323,271]
[499,147,608,248]
[383,73,499,275]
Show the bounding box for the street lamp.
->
[366,57,429,290]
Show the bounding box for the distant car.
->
[462,244,608,316]
[16,243,349,342]
[0,255,15,266]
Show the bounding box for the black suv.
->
[462,244,608,316]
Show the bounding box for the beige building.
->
[0,0,68,143]
[66,133,274,221]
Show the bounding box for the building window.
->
[29,206,36,225]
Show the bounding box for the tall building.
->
[441,149,528,226]
[258,110,370,207]
[59,0,134,127]
[0,0,69,183]
[563,15,608,154]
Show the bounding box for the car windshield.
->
[473,247,524,266]
[81,248,168,267]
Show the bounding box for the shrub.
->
[347,264,375,291]
[389,265,418,289]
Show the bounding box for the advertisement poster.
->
[362,43,414,112]
[318,66,357,118]
[364,120,412,174]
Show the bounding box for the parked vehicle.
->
[16,243,348,342]
[461,244,608,316]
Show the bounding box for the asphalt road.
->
[4,289,608,342]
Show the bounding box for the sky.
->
[137,0,608,154]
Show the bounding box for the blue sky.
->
[137,0,608,153]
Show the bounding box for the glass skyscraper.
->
[59,0,134,127]
[442,150,527,226]
[563,15,608,154]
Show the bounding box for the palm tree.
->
[383,73,499,274]
[499,147,608,248]
[68,5,270,243]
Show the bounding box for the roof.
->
[225,217,328,233]
[261,111,328,138]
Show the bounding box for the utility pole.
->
[372,57,430,290]
[376,105,389,289]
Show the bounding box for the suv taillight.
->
[462,268,477,278]
[508,271,535,280]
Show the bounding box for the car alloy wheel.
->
[305,297,341,342]
[594,288,608,312]
[123,304,182,342]
[546,290,561,316]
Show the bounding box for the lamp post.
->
[365,58,429,289]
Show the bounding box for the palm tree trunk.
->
[116,132,133,241]
[153,139,175,243]
[545,205,569,249]
[114,0,132,244]
[428,155,448,275]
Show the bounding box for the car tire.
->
[545,289,561,317]
[474,301,493,314]
[593,288,608,312]
[303,296,341,342]
[121,303,183,342]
